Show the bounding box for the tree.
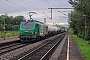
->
[13,16,25,25]
[68,0,90,40]
[0,15,25,31]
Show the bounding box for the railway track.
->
[0,40,20,47]
[18,33,66,60]
[0,42,29,55]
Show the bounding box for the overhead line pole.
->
[51,9,52,20]
[48,8,73,20]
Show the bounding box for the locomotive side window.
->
[36,24,38,27]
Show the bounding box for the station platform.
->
[49,34,84,60]
[0,36,19,44]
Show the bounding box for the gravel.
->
[0,34,61,60]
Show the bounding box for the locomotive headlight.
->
[30,30,33,33]
[30,30,33,32]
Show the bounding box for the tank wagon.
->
[47,24,60,36]
[19,20,61,42]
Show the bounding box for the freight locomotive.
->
[19,20,61,42]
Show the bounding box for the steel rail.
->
[0,43,29,55]
[18,33,66,60]
[40,33,65,60]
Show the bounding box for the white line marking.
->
[67,35,70,60]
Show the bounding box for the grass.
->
[69,29,90,60]
[0,31,19,38]
[72,35,90,60]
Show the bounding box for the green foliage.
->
[0,15,25,38]
[0,15,25,31]
[12,25,19,31]
[68,0,90,40]
[72,35,90,60]
[54,24,63,28]
[0,32,4,38]
[69,28,74,35]
[6,32,12,37]
[0,31,19,38]
[69,29,90,60]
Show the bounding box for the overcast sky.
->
[0,0,73,26]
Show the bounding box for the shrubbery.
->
[0,31,19,38]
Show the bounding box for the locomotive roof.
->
[26,20,45,24]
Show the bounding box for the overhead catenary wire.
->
[6,0,50,20]
[50,0,73,18]
[58,11,68,16]
[50,0,69,17]
[45,0,52,7]
[28,5,51,18]
[43,12,51,19]
[6,0,31,11]
[6,0,64,21]
[6,0,59,19]
[16,0,51,19]
[45,0,60,19]
[45,0,59,13]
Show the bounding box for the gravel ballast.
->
[0,34,61,60]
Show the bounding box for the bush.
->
[6,32,12,37]
[0,31,19,38]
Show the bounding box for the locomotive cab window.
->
[22,22,33,29]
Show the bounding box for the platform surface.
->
[50,34,84,60]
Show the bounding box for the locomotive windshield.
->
[22,22,33,28]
